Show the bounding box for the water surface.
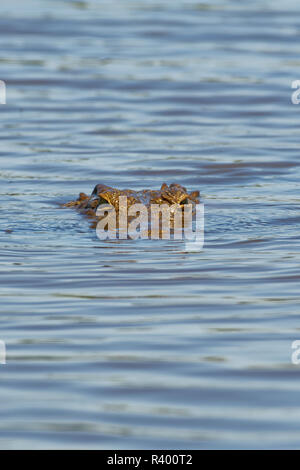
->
[1,0,300,449]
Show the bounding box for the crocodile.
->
[63,182,200,237]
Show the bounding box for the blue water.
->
[1,0,300,449]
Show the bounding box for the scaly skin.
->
[63,183,200,232]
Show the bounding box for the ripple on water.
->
[0,0,300,450]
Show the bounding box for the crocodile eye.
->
[98,196,109,204]
[180,198,189,205]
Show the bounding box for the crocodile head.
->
[86,183,199,210]
[63,182,200,233]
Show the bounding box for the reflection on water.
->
[1,0,300,449]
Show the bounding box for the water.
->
[1,0,300,449]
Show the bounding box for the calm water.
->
[1,0,300,449]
